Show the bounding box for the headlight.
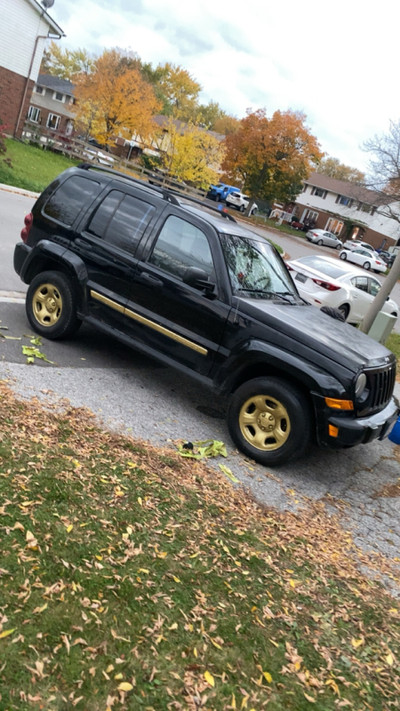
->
[355,373,367,399]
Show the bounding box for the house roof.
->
[152,114,225,141]
[37,73,74,95]
[26,0,65,36]
[305,172,391,207]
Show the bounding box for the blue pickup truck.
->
[206,182,240,202]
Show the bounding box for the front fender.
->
[215,338,351,400]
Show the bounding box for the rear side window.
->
[44,176,101,225]
[87,190,155,255]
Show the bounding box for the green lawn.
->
[0,138,79,193]
[0,379,399,711]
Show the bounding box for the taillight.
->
[311,278,340,291]
[20,212,33,243]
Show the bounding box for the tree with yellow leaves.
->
[161,120,224,188]
[73,49,161,146]
[222,109,323,204]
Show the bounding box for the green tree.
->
[222,109,323,204]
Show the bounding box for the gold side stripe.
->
[90,289,208,356]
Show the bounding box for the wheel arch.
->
[20,242,88,310]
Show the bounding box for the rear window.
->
[296,256,349,278]
[43,176,101,226]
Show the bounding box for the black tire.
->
[227,377,312,466]
[340,253,347,260]
[26,271,81,340]
[336,244,341,250]
[317,239,323,245]
[320,305,346,321]
[239,205,245,212]
[363,261,371,270]
[337,303,350,320]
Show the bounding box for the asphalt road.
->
[1,184,400,595]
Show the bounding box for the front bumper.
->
[314,395,400,449]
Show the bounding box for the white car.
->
[287,254,398,324]
[225,191,257,214]
[342,239,377,253]
[339,247,387,273]
[306,229,343,249]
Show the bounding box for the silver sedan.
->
[306,229,343,249]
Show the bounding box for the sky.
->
[46,0,400,174]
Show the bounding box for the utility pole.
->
[359,251,400,334]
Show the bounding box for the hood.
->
[237,299,394,372]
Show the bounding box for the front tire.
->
[26,271,81,340]
[227,377,311,466]
[340,253,347,260]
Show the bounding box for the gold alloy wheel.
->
[238,394,291,451]
[32,283,63,327]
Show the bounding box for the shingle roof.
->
[37,74,74,96]
[305,172,391,207]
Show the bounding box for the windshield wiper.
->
[237,289,299,304]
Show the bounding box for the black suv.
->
[14,164,399,466]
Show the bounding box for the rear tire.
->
[363,261,371,270]
[26,271,81,340]
[227,377,311,466]
[317,239,323,245]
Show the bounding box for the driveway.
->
[1,184,400,595]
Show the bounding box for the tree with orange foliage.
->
[222,109,323,204]
[73,49,161,146]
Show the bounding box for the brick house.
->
[0,0,64,137]
[23,73,75,141]
[291,173,400,250]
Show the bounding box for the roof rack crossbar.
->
[78,162,180,206]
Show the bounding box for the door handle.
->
[138,272,163,287]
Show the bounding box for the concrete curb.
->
[0,182,39,199]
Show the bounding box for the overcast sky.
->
[47,0,399,173]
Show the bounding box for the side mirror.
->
[183,267,215,295]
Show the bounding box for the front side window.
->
[44,176,101,225]
[220,233,296,299]
[28,106,40,123]
[87,191,155,254]
[149,216,214,280]
[47,113,60,130]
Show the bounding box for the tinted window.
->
[44,176,101,225]
[149,215,214,279]
[87,190,155,254]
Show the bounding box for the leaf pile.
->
[0,380,399,710]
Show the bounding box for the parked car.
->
[225,191,258,214]
[306,229,343,249]
[339,247,387,273]
[206,182,239,202]
[378,250,396,268]
[13,164,398,467]
[342,239,377,253]
[287,254,398,324]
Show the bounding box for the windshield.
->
[220,233,300,301]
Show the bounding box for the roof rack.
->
[77,162,180,206]
[77,162,237,221]
[169,190,237,222]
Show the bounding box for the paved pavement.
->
[1,183,400,596]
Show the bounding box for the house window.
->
[28,106,41,123]
[53,91,65,102]
[326,218,344,235]
[336,195,353,207]
[303,210,318,224]
[47,113,60,130]
[358,203,372,213]
[311,187,327,198]
[33,85,44,94]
